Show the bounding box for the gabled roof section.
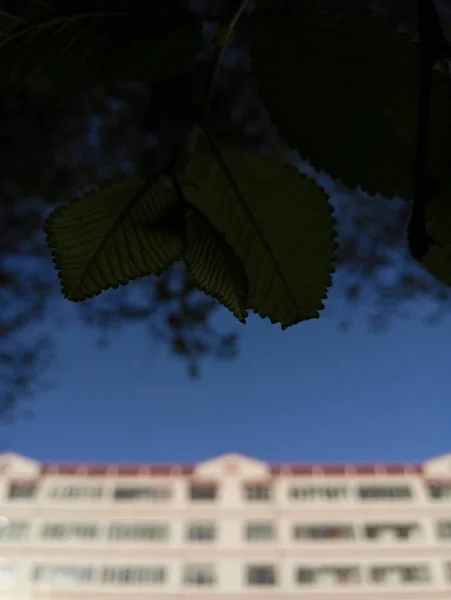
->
[0,452,41,476]
[4,451,449,477]
[194,453,270,478]
[423,453,451,479]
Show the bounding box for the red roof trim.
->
[40,463,423,476]
[41,465,196,476]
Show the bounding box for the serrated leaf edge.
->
[44,180,186,302]
[183,209,249,324]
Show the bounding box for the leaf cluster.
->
[3,0,451,331]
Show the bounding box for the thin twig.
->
[203,0,249,120]
[0,10,222,46]
[0,12,30,24]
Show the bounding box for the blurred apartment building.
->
[0,451,451,599]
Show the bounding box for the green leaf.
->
[184,208,249,323]
[182,145,336,328]
[45,179,185,301]
[250,0,451,200]
[0,1,202,95]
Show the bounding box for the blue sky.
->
[2,281,450,466]
[4,13,450,469]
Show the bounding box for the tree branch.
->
[203,0,250,120]
[408,0,450,260]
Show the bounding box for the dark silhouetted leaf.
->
[184,208,248,323]
[183,145,336,328]
[250,0,451,200]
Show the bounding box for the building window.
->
[333,567,360,584]
[42,523,98,540]
[50,486,103,499]
[370,565,430,584]
[114,485,171,500]
[108,523,168,541]
[445,562,451,582]
[402,566,429,582]
[289,486,347,500]
[0,564,17,587]
[243,484,272,501]
[247,565,277,585]
[370,567,385,583]
[296,566,360,585]
[429,484,451,499]
[364,523,419,541]
[245,522,276,541]
[293,524,354,540]
[365,526,378,540]
[0,520,29,541]
[102,567,166,585]
[189,484,217,501]
[358,485,412,499]
[33,565,93,584]
[8,482,36,499]
[296,567,316,584]
[437,521,451,539]
[186,523,216,541]
[183,564,216,586]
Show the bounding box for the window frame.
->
[363,522,419,541]
[289,486,348,501]
[33,565,93,584]
[437,520,451,539]
[102,566,166,585]
[293,523,354,541]
[188,484,217,501]
[429,484,451,499]
[245,521,276,541]
[8,481,37,499]
[246,565,277,586]
[243,483,273,501]
[357,485,412,500]
[0,520,29,541]
[183,564,216,586]
[370,564,430,584]
[296,567,316,584]
[50,486,103,500]
[108,522,169,541]
[41,522,99,540]
[113,485,172,500]
[186,522,216,542]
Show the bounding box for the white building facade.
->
[0,451,451,599]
